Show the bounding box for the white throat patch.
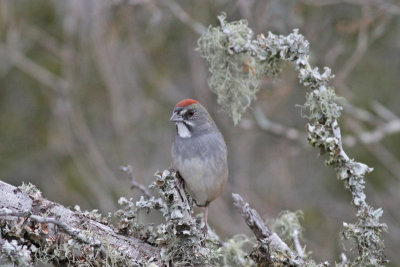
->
[176,122,191,138]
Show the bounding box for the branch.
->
[162,0,206,35]
[344,119,400,145]
[252,106,304,142]
[0,180,159,266]
[232,194,324,266]
[292,229,304,259]
[121,165,152,199]
[232,194,288,250]
[0,44,67,92]
[0,210,105,252]
[116,169,219,266]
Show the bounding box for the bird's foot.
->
[176,171,185,191]
[202,224,208,237]
[173,171,192,212]
[200,224,208,246]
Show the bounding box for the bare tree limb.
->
[162,0,206,35]
[121,165,152,199]
[232,193,330,266]
[252,106,305,142]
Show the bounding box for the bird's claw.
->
[176,171,185,190]
[202,224,208,236]
[200,224,208,246]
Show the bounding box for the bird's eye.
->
[187,110,195,117]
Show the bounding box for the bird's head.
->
[170,99,216,138]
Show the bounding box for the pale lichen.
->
[269,210,303,247]
[115,170,221,266]
[18,182,42,200]
[197,13,309,124]
[1,239,32,266]
[219,235,255,266]
[197,13,269,125]
[0,190,130,266]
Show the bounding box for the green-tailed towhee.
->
[170,99,228,233]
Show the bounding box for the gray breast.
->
[171,132,228,206]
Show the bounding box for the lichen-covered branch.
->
[0,180,159,266]
[197,13,387,266]
[233,194,326,266]
[269,210,305,259]
[116,169,220,266]
[232,194,289,254]
[0,210,106,254]
[0,235,32,267]
[0,170,225,266]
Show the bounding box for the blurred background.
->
[0,0,399,264]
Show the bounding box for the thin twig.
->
[162,0,206,35]
[252,106,304,142]
[344,119,400,146]
[293,229,304,258]
[340,253,348,266]
[121,165,152,198]
[345,118,400,181]
[301,0,400,16]
[371,101,399,122]
[0,44,67,92]
[335,14,369,87]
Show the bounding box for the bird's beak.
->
[170,112,183,122]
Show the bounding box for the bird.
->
[170,99,228,234]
